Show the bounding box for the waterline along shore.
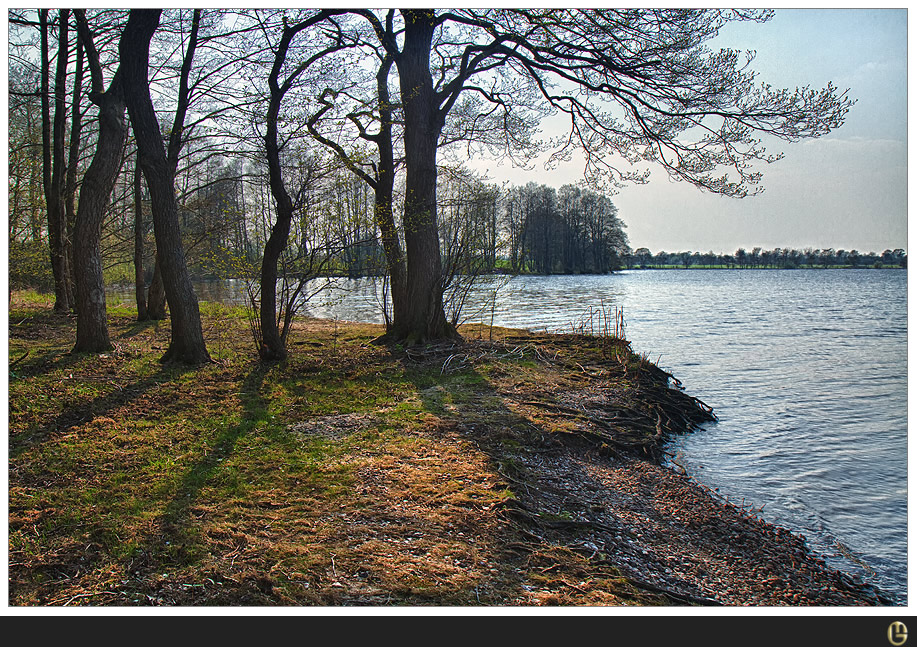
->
[8,292,896,606]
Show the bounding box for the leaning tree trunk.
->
[120,9,210,365]
[393,10,459,344]
[258,24,299,362]
[141,8,200,324]
[258,13,334,361]
[71,11,129,354]
[71,72,127,353]
[258,76,295,360]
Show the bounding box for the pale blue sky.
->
[481,8,909,255]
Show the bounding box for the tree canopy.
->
[8,8,855,355]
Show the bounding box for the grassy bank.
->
[7,292,889,606]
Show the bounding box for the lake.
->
[110,268,908,602]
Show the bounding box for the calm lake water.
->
[111,269,908,601]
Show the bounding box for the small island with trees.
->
[8,9,898,607]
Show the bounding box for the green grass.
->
[8,290,683,607]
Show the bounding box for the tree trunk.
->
[71,72,126,353]
[258,199,290,361]
[133,158,148,320]
[39,9,51,237]
[64,33,84,312]
[141,8,200,324]
[259,64,292,361]
[259,41,296,361]
[52,10,74,311]
[146,260,167,319]
[41,10,73,313]
[120,9,210,365]
[393,10,459,344]
[372,54,408,333]
[308,46,407,337]
[375,177,407,332]
[71,10,129,354]
[258,14,333,361]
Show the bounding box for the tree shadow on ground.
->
[9,363,196,461]
[116,318,162,340]
[9,311,162,382]
[158,362,269,533]
[120,362,272,600]
[394,341,676,605]
[8,347,85,380]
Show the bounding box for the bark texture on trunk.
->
[259,41,297,361]
[393,10,459,344]
[258,201,291,361]
[71,72,127,353]
[121,9,210,365]
[259,53,293,360]
[137,9,200,324]
[258,15,332,361]
[71,10,128,354]
[146,261,167,319]
[373,54,408,333]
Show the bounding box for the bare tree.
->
[63,32,85,308]
[40,9,74,312]
[258,10,346,360]
[334,9,853,343]
[120,8,210,364]
[385,10,457,342]
[306,17,409,336]
[136,9,202,321]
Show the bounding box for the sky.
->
[5,8,906,255]
[475,8,909,255]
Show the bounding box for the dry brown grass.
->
[8,292,891,607]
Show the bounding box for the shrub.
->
[9,239,54,292]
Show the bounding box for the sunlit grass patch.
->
[9,289,711,606]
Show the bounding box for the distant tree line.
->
[503,182,630,275]
[629,247,907,270]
